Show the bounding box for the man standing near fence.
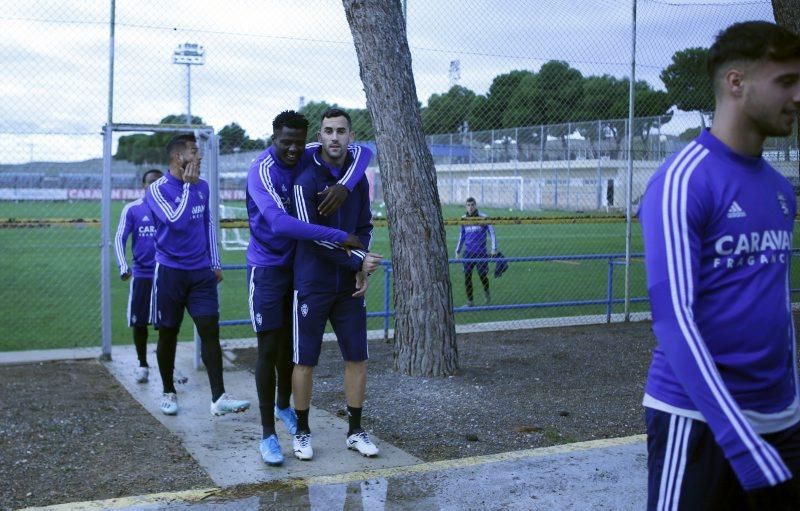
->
[455,197,497,307]
[146,133,250,417]
[290,108,382,461]
[247,110,373,466]
[114,169,162,383]
[639,21,800,509]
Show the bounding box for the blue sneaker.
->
[259,434,284,466]
[274,405,298,435]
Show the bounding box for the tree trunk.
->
[772,0,800,34]
[342,0,458,376]
[771,0,800,181]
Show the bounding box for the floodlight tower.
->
[172,43,205,125]
[448,60,461,89]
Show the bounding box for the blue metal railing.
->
[218,253,651,337]
[220,250,800,339]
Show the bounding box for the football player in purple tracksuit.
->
[639,21,800,510]
[290,108,382,461]
[247,110,372,466]
[455,197,497,306]
[146,133,250,417]
[114,169,162,383]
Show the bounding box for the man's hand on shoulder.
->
[318,184,348,216]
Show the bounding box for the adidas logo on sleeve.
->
[726,201,747,219]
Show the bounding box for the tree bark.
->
[342,0,458,376]
[772,1,800,34]
[771,0,800,181]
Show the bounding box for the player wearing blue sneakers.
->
[114,169,162,383]
[291,108,382,461]
[248,111,372,466]
[639,22,800,510]
[146,133,250,418]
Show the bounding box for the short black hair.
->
[321,108,352,130]
[166,133,197,158]
[466,197,476,204]
[273,110,309,133]
[142,168,163,183]
[708,21,800,82]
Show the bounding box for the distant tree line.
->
[114,49,711,164]
[114,115,266,165]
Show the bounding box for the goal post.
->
[219,203,249,251]
[466,176,524,211]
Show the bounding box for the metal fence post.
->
[624,0,638,321]
[99,0,116,361]
[100,124,112,360]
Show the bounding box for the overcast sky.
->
[0,0,775,163]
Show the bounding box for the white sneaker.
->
[293,433,313,460]
[210,393,251,416]
[160,392,178,415]
[134,367,149,383]
[346,430,379,457]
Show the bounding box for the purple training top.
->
[639,128,799,490]
[145,173,220,271]
[114,197,157,278]
[246,143,372,268]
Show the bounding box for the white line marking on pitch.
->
[553,259,581,265]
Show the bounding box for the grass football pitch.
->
[2,200,789,351]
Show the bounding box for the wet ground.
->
[19,436,646,510]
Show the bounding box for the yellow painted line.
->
[18,434,645,509]
[286,433,646,489]
[17,487,221,511]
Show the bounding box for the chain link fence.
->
[1,0,796,351]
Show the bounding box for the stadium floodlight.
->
[172,42,205,125]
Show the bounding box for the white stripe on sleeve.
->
[151,178,190,222]
[661,142,788,485]
[259,156,286,212]
[208,207,220,268]
[114,201,136,274]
